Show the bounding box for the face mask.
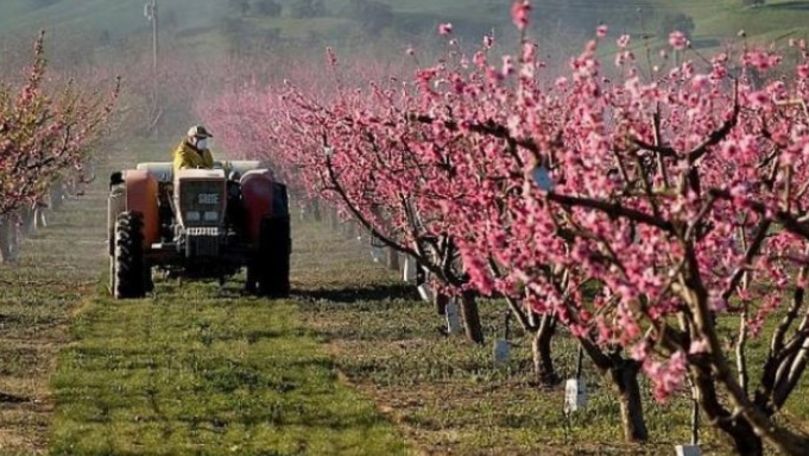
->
[196,138,208,150]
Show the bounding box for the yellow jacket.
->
[172,141,214,173]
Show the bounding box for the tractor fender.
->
[241,170,287,243]
[123,170,159,249]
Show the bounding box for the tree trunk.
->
[386,248,400,271]
[693,367,763,455]
[532,314,559,386]
[0,216,11,263]
[434,293,448,316]
[311,199,321,222]
[329,207,340,230]
[460,290,484,344]
[609,360,648,442]
[20,206,35,236]
[578,339,649,445]
[51,183,64,210]
[341,219,353,238]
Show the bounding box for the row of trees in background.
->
[204,1,809,454]
[0,33,118,262]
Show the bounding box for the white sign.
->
[532,166,554,192]
[675,445,701,456]
[564,378,587,413]
[493,339,510,365]
[445,302,462,335]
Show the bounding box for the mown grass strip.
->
[49,278,407,456]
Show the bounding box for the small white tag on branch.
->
[532,165,554,192]
[564,378,587,413]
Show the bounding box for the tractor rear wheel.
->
[113,211,146,299]
[254,216,291,298]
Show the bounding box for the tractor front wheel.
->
[113,211,146,299]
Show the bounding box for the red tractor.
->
[107,161,291,299]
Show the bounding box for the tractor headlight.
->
[186,211,201,222]
[203,211,219,222]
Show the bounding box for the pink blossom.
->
[644,352,687,402]
[502,55,515,76]
[438,23,453,36]
[511,0,532,31]
[596,24,608,38]
[669,31,688,50]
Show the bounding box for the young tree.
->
[0,33,117,233]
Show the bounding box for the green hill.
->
[1,0,806,63]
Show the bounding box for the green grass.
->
[49,280,407,456]
[0,139,145,454]
[291,220,809,455]
[35,138,407,456]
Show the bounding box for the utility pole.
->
[144,0,160,136]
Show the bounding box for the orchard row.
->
[204,2,809,454]
[0,33,117,262]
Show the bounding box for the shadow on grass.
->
[764,1,809,10]
[0,391,29,404]
[294,283,419,303]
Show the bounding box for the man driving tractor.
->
[173,125,214,172]
[171,125,247,239]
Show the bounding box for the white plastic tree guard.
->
[493,339,510,366]
[417,282,433,302]
[445,301,462,335]
[675,445,701,456]
[402,256,417,283]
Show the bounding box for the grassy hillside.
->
[1,0,806,63]
[656,0,809,46]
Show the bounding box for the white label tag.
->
[532,166,554,192]
[445,302,462,335]
[564,378,587,413]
